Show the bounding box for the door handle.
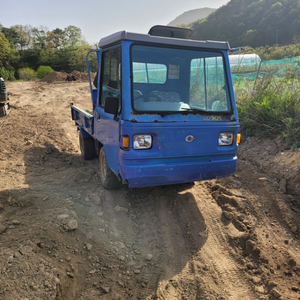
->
[96,113,100,120]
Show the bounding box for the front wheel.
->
[99,147,122,190]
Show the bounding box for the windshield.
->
[131,45,232,114]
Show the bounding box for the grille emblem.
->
[185,135,196,143]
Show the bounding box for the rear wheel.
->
[79,132,96,160]
[99,147,122,190]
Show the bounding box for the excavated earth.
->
[0,80,299,300]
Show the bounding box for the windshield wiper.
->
[160,108,223,117]
[181,108,209,113]
[159,110,190,116]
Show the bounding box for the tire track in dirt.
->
[213,160,300,300]
[126,186,207,300]
[191,182,258,300]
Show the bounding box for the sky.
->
[1,0,229,45]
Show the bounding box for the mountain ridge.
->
[189,0,300,47]
[167,8,215,27]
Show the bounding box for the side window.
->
[100,47,121,107]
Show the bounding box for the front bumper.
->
[121,156,237,188]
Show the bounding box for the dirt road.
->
[0,81,299,300]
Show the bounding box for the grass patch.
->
[235,70,300,150]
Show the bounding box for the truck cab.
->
[71,26,240,189]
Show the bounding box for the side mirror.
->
[104,97,119,120]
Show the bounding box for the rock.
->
[0,225,7,235]
[70,210,78,219]
[64,219,78,231]
[86,243,93,251]
[134,269,141,274]
[237,214,246,221]
[89,194,101,205]
[223,211,234,220]
[279,179,287,193]
[66,272,74,278]
[258,177,268,182]
[254,286,265,294]
[0,204,4,210]
[251,276,262,284]
[145,254,153,261]
[199,232,207,238]
[271,288,281,298]
[101,286,110,293]
[7,255,14,263]
[57,214,69,220]
[12,220,21,225]
[89,269,97,274]
[245,239,256,255]
[290,225,297,233]
[114,205,128,213]
[115,241,126,249]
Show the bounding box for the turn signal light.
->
[236,134,241,144]
[122,136,130,148]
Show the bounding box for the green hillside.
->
[168,8,216,27]
[190,0,300,47]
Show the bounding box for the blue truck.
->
[71,26,240,189]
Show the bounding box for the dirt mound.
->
[70,70,89,81]
[40,71,67,83]
[41,71,90,83]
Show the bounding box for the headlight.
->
[218,132,233,146]
[133,135,152,149]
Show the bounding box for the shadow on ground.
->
[0,143,208,299]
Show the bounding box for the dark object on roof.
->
[148,25,193,39]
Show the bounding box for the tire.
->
[99,147,122,190]
[79,132,96,160]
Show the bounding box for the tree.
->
[0,33,18,68]
[46,28,62,50]
[31,26,48,50]
[10,25,31,51]
[69,44,95,72]
[1,27,18,46]
[61,25,84,49]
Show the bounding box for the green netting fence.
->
[231,54,300,81]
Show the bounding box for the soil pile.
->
[40,71,67,83]
[70,70,89,81]
[41,71,90,83]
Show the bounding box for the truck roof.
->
[98,31,230,50]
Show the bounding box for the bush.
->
[36,65,54,79]
[18,67,36,81]
[0,67,15,80]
